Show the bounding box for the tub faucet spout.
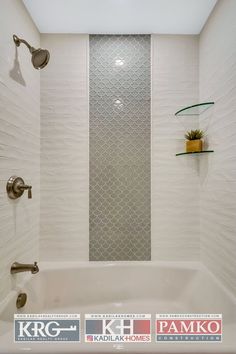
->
[10,261,39,274]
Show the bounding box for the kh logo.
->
[14,314,80,342]
[85,314,151,342]
[156,314,222,342]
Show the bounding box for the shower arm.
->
[13,34,36,54]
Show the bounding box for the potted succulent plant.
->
[184,129,204,153]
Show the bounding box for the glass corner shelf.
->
[175,102,214,117]
[176,150,214,156]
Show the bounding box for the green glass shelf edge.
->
[176,150,214,156]
[175,102,214,116]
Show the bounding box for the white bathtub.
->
[0,261,235,353]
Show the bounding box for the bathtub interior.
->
[1,262,236,318]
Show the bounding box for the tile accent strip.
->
[89,35,151,260]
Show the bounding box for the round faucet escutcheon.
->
[6,176,32,199]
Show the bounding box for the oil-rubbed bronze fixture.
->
[6,176,32,199]
[16,293,27,309]
[11,261,39,274]
[13,34,50,70]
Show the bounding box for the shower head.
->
[13,34,50,70]
[31,48,50,70]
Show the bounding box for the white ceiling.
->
[23,0,217,34]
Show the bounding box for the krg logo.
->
[14,314,80,342]
[85,314,151,342]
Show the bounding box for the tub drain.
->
[16,293,27,309]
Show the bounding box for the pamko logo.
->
[14,314,80,342]
[156,314,222,342]
[85,314,151,342]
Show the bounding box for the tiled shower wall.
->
[40,34,89,261]
[151,35,199,261]
[199,0,236,296]
[0,0,40,303]
[40,34,199,263]
[89,35,151,261]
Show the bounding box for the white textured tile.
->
[151,35,200,261]
[199,0,236,296]
[40,34,89,261]
[0,0,40,303]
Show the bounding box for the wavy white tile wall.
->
[0,0,40,303]
[152,35,200,261]
[40,34,199,263]
[199,0,236,296]
[40,35,89,261]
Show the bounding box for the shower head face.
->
[13,34,50,70]
[31,48,50,70]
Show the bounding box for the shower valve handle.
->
[19,184,32,199]
[6,176,32,199]
[28,187,32,199]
